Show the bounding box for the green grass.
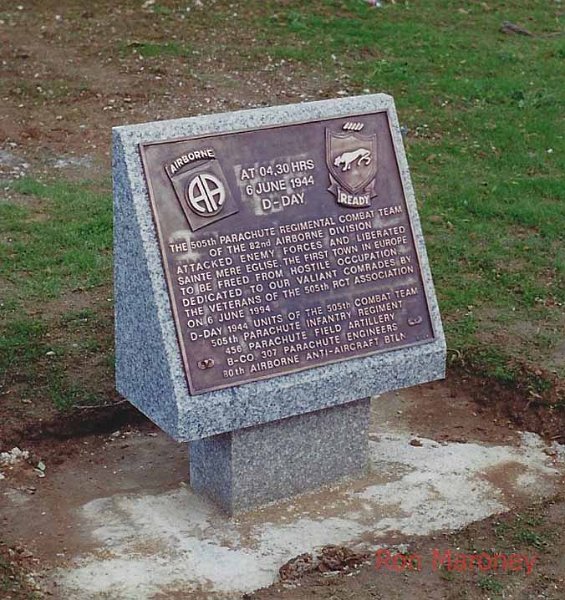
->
[0,317,46,377]
[494,509,553,552]
[60,308,97,324]
[152,4,174,16]
[0,306,112,412]
[256,0,565,379]
[477,575,504,595]
[0,179,113,410]
[0,178,112,299]
[47,372,90,411]
[1,0,563,414]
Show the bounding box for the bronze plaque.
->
[140,111,436,395]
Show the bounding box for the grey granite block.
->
[189,398,370,514]
[113,94,446,442]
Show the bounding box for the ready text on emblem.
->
[326,123,378,209]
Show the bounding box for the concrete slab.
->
[1,391,562,599]
[52,441,564,596]
[50,430,561,599]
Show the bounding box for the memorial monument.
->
[113,94,446,514]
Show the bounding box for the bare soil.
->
[0,1,563,598]
[249,496,565,600]
[0,0,335,174]
[1,384,563,600]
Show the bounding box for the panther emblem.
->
[333,148,372,172]
[326,128,378,207]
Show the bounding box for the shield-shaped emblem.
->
[326,129,378,195]
[167,158,238,231]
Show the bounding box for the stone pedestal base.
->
[188,398,370,514]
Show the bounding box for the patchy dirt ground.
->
[0,0,348,451]
[0,1,564,599]
[0,0,338,175]
[1,383,564,599]
[0,388,563,599]
[251,497,565,600]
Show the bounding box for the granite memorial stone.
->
[113,94,446,513]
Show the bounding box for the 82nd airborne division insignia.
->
[326,124,378,208]
[165,148,238,231]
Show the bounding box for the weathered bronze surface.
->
[140,111,436,394]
